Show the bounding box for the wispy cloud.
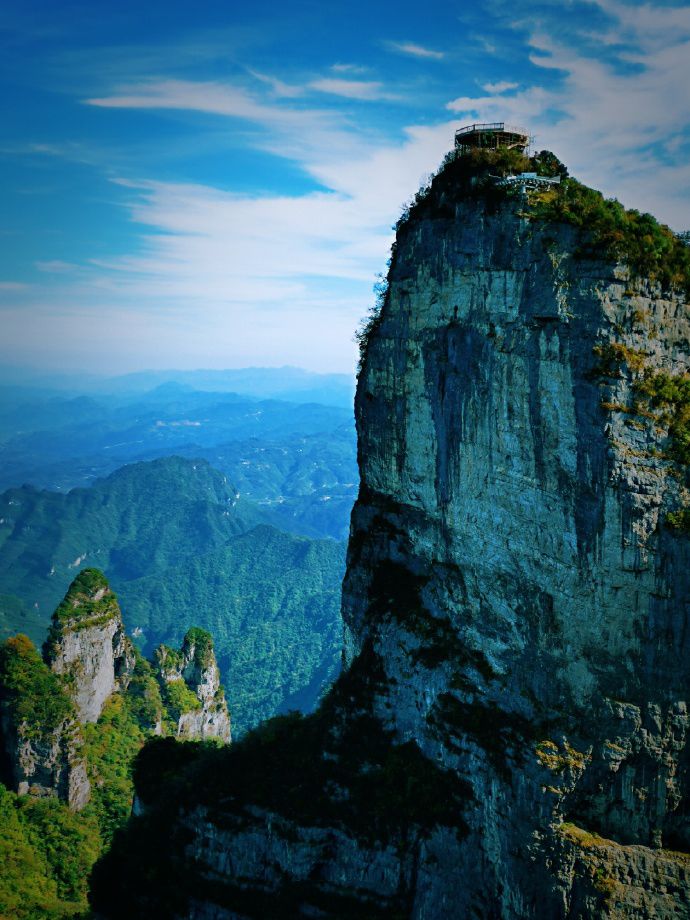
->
[85,79,276,119]
[248,70,304,99]
[13,114,457,373]
[481,81,518,93]
[331,63,368,74]
[307,78,388,100]
[5,0,689,377]
[35,260,78,273]
[387,41,444,60]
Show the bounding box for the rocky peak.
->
[154,628,231,743]
[44,568,135,724]
[90,149,690,918]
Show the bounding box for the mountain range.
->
[0,455,345,734]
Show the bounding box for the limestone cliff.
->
[154,628,232,743]
[0,569,135,810]
[89,151,690,918]
[44,568,135,723]
[0,633,90,809]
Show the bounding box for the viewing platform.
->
[455,122,530,154]
[492,171,561,190]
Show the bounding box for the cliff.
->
[0,633,90,810]
[89,151,690,918]
[44,568,135,724]
[0,569,136,810]
[1,570,232,816]
[155,628,232,743]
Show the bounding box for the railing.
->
[455,122,528,138]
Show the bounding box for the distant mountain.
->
[0,386,357,540]
[1,365,356,409]
[0,456,263,618]
[173,424,358,541]
[0,456,345,732]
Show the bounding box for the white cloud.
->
[23,0,689,377]
[35,260,78,273]
[447,1,690,230]
[11,114,457,374]
[331,63,368,74]
[387,41,445,60]
[248,70,304,99]
[308,78,388,100]
[481,81,519,93]
[84,79,331,128]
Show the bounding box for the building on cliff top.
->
[455,121,530,154]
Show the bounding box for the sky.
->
[1,0,690,378]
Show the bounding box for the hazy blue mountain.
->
[170,424,358,541]
[0,384,357,540]
[0,366,356,408]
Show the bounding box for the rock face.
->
[0,632,91,810]
[90,154,690,918]
[336,165,690,914]
[155,628,232,743]
[1,709,90,809]
[45,568,135,724]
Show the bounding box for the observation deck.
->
[455,122,530,154]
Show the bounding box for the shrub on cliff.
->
[395,147,690,295]
[0,635,75,739]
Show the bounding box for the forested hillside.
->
[0,456,345,733]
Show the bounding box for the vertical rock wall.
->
[46,569,135,724]
[341,182,690,914]
[89,163,690,919]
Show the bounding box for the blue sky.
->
[1,0,689,378]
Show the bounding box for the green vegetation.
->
[586,339,690,475]
[665,510,690,533]
[119,525,345,734]
[590,344,647,379]
[635,370,690,464]
[0,634,74,739]
[536,739,590,776]
[0,613,227,917]
[80,691,149,846]
[154,643,183,671]
[163,679,202,718]
[0,457,346,734]
[44,569,119,665]
[403,146,690,292]
[359,143,690,371]
[530,179,690,292]
[0,783,99,919]
[0,594,46,645]
[124,646,164,733]
[355,272,389,372]
[0,457,267,642]
[183,626,214,669]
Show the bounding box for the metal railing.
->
[455,122,528,138]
